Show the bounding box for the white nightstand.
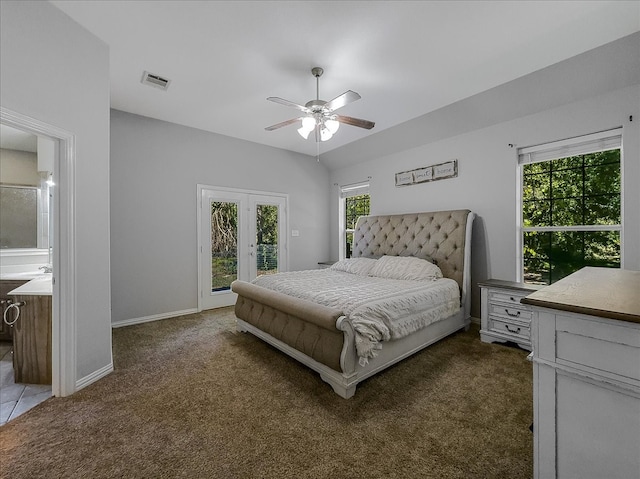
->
[479,279,544,351]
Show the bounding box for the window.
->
[517,128,622,285]
[339,182,370,259]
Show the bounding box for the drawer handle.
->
[505,309,521,318]
[510,296,518,302]
[505,325,521,334]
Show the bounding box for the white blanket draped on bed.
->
[252,270,461,365]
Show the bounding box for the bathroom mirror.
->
[0,185,38,248]
[0,124,51,252]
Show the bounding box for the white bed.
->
[232,209,475,398]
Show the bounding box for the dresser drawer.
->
[489,316,531,341]
[488,302,533,322]
[554,314,640,381]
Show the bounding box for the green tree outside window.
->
[522,149,620,284]
[345,194,370,258]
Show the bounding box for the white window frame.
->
[515,128,623,282]
[338,181,370,260]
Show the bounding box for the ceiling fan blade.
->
[335,115,375,130]
[324,90,361,112]
[265,117,303,131]
[267,97,311,113]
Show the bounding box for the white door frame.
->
[197,184,288,312]
[1,107,77,397]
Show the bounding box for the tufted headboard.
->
[352,210,474,310]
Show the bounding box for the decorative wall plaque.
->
[395,160,458,187]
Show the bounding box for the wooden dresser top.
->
[521,267,640,324]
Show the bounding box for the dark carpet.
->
[0,307,532,478]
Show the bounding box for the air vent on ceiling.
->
[141,71,171,91]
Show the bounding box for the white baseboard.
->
[470,316,481,325]
[111,308,199,329]
[75,362,113,392]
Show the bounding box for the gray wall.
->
[110,110,330,323]
[1,1,112,380]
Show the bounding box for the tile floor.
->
[0,341,51,426]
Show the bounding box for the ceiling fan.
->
[265,67,375,142]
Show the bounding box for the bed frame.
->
[232,209,475,398]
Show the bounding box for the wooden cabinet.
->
[479,279,543,351]
[0,280,28,341]
[522,267,640,479]
[11,294,52,384]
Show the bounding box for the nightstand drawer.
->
[488,303,533,322]
[489,290,529,305]
[489,317,531,341]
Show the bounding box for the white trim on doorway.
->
[1,107,77,397]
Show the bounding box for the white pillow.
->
[368,255,443,281]
[329,257,378,275]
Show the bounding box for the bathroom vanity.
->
[6,275,52,384]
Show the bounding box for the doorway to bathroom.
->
[1,107,77,406]
[0,123,54,424]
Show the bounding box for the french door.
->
[198,186,288,310]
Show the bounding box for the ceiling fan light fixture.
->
[320,126,333,142]
[325,117,339,135]
[301,116,316,130]
[297,126,313,139]
[297,115,317,139]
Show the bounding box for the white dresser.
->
[479,279,544,351]
[522,267,640,479]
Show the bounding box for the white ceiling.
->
[51,0,640,159]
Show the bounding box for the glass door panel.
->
[210,201,238,292]
[255,203,279,278]
[200,189,246,310]
[249,195,286,281]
